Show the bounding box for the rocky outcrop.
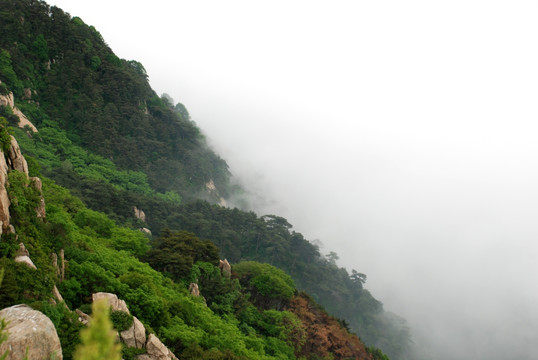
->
[120,316,146,349]
[7,136,28,175]
[138,334,178,360]
[92,292,130,314]
[140,227,152,236]
[75,309,90,325]
[205,179,228,207]
[0,305,63,360]
[59,249,65,282]
[22,88,32,100]
[0,146,11,232]
[133,206,146,222]
[0,92,38,132]
[90,293,177,358]
[51,253,60,277]
[14,242,37,269]
[30,176,46,218]
[219,259,231,278]
[188,283,200,297]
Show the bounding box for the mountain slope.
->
[0,1,412,359]
[0,135,378,359]
[0,0,231,202]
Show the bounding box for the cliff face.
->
[0,135,31,233]
[0,92,38,133]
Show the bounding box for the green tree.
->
[32,34,49,62]
[234,261,295,310]
[145,229,219,281]
[350,269,367,287]
[0,117,12,153]
[74,299,122,360]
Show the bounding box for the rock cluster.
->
[90,292,178,360]
[92,292,130,314]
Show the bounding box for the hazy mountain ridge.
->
[0,1,413,359]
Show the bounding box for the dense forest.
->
[0,1,413,359]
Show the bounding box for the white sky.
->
[46,1,538,359]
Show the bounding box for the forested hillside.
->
[0,1,412,359]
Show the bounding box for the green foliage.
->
[110,311,133,332]
[74,299,122,360]
[234,261,295,309]
[145,230,219,282]
[0,49,23,95]
[31,34,49,62]
[74,209,115,238]
[0,259,18,307]
[367,346,391,360]
[7,171,42,220]
[89,56,101,71]
[189,262,242,315]
[121,346,145,360]
[110,227,149,257]
[1,0,233,202]
[0,117,12,153]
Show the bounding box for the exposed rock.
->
[219,259,231,278]
[144,333,178,360]
[134,206,147,222]
[0,92,38,132]
[0,151,10,232]
[188,283,200,297]
[120,316,146,349]
[37,196,46,218]
[14,242,37,269]
[60,249,65,282]
[30,177,46,218]
[206,179,217,191]
[23,88,32,99]
[140,227,152,236]
[52,285,64,302]
[7,136,29,175]
[13,254,36,269]
[0,304,63,360]
[206,179,227,207]
[30,176,42,191]
[51,253,60,277]
[86,293,176,358]
[15,242,29,257]
[136,355,153,360]
[75,309,90,325]
[51,285,69,310]
[92,292,130,314]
